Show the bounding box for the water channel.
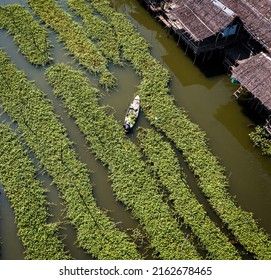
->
[113,0,271,229]
[0,0,271,260]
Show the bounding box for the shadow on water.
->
[112,0,271,238]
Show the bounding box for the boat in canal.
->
[123,95,140,132]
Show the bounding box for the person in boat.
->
[124,123,130,131]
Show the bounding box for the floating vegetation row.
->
[0,49,141,260]
[68,0,121,65]
[0,4,51,66]
[46,63,201,260]
[249,126,271,156]
[137,127,240,260]
[0,124,70,259]
[26,0,115,89]
[88,0,151,71]
[136,44,271,261]
[88,0,271,259]
[1,0,269,260]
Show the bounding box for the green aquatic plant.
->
[26,0,116,89]
[46,63,201,260]
[68,0,122,65]
[249,125,271,156]
[87,0,271,259]
[137,127,240,260]
[0,4,52,65]
[0,124,71,259]
[0,48,141,260]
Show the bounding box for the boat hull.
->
[123,95,140,132]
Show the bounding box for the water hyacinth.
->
[0,124,71,260]
[137,127,240,260]
[46,63,201,260]
[26,0,116,89]
[249,125,271,156]
[86,0,271,259]
[68,0,122,65]
[0,49,141,260]
[0,4,52,66]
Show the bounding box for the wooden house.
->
[221,0,271,53]
[152,0,242,59]
[140,0,271,66]
[231,52,271,129]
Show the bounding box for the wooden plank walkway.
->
[156,15,171,28]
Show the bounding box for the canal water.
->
[0,0,271,259]
[113,0,271,232]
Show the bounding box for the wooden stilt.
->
[177,35,181,46]
[207,49,214,61]
[202,51,207,63]
[166,26,171,37]
[185,44,189,55]
[193,53,197,64]
[254,100,260,111]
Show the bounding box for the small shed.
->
[160,0,240,55]
[231,52,271,119]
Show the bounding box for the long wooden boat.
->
[123,95,140,132]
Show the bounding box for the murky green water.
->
[116,0,271,232]
[0,0,271,259]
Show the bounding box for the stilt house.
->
[231,52,271,131]
[156,0,241,56]
[221,0,271,53]
[141,0,271,65]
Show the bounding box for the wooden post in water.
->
[202,51,207,63]
[177,34,181,46]
[167,25,171,37]
[185,44,189,55]
[193,52,198,64]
